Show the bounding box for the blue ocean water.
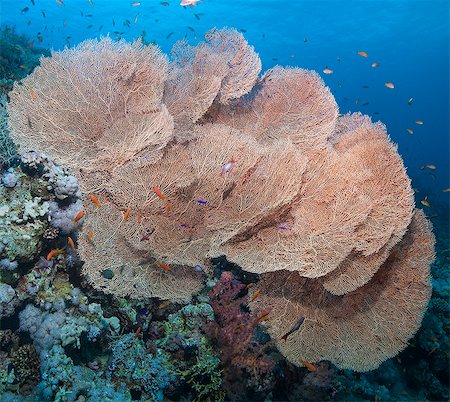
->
[2,0,449,223]
[0,1,449,401]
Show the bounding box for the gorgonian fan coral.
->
[7,27,434,371]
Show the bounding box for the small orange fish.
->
[29,87,37,100]
[357,51,368,57]
[159,302,170,309]
[47,248,64,260]
[137,211,142,224]
[134,14,139,23]
[384,82,394,89]
[257,311,270,322]
[67,236,75,250]
[158,262,172,271]
[406,128,413,134]
[323,68,333,74]
[56,0,64,5]
[442,188,450,193]
[123,207,131,221]
[19,64,28,69]
[135,326,142,338]
[89,194,102,208]
[73,210,85,224]
[421,197,430,207]
[88,230,94,239]
[301,360,317,372]
[415,120,424,125]
[371,62,379,67]
[165,202,172,212]
[131,1,141,5]
[249,289,261,303]
[29,40,34,48]
[153,185,166,201]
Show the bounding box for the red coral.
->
[203,271,275,398]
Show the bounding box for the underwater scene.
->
[0,0,449,401]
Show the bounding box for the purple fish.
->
[196,199,207,205]
[279,226,289,230]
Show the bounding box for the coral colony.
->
[0,27,448,401]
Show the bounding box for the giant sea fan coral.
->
[7,28,433,370]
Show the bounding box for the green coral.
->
[0,94,16,165]
[0,168,50,263]
[158,303,224,401]
[180,341,225,402]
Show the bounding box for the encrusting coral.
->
[7,28,434,371]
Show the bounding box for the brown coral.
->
[250,210,433,371]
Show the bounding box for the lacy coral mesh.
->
[78,200,204,302]
[7,37,170,188]
[7,29,433,368]
[250,210,433,371]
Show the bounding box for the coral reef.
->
[203,271,276,399]
[0,94,16,166]
[108,333,171,402]
[0,26,50,97]
[6,28,435,372]
[0,151,83,287]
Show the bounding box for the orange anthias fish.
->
[29,86,37,100]
[56,0,65,6]
[67,236,75,250]
[371,61,380,67]
[158,262,172,271]
[249,289,261,303]
[88,230,94,239]
[89,194,102,208]
[357,51,368,57]
[406,128,413,134]
[137,211,142,224]
[123,208,131,221]
[257,311,270,322]
[323,68,333,74]
[415,120,424,125]
[301,360,317,372]
[384,82,395,89]
[47,248,64,260]
[131,1,141,6]
[442,188,450,193]
[135,326,142,338]
[73,210,85,224]
[153,185,166,201]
